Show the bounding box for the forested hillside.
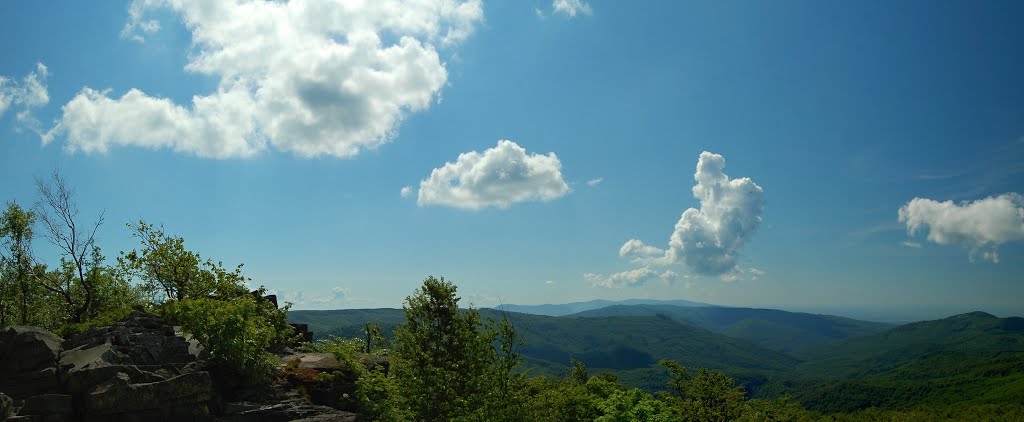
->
[569,304,891,355]
[291,302,1024,419]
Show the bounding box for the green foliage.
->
[572,304,891,356]
[356,366,410,422]
[658,359,747,421]
[391,276,527,421]
[118,220,249,302]
[596,388,676,422]
[300,336,366,372]
[164,295,287,383]
[0,201,37,326]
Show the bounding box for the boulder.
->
[84,371,213,416]
[0,326,64,398]
[18,394,73,417]
[0,367,60,400]
[280,353,342,371]
[62,312,196,366]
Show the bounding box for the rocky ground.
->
[0,312,361,422]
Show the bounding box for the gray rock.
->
[279,353,342,371]
[0,392,12,421]
[84,371,212,416]
[0,367,60,399]
[0,326,62,375]
[63,312,196,366]
[18,394,72,416]
[223,401,357,422]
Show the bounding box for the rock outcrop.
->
[0,313,359,422]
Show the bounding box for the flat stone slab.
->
[280,353,342,371]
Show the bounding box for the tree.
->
[119,221,293,381]
[392,276,525,421]
[0,201,37,325]
[118,220,248,302]
[33,171,105,324]
[659,359,747,422]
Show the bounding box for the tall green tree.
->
[392,276,525,421]
[0,201,37,325]
[659,359,747,422]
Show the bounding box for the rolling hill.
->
[290,307,796,393]
[779,311,1024,412]
[289,306,1024,413]
[494,298,712,317]
[569,304,891,355]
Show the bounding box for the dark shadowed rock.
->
[0,326,63,374]
[18,393,73,417]
[85,371,213,416]
[0,326,64,398]
[63,312,196,366]
[0,392,12,421]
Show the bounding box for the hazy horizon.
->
[2,1,1022,314]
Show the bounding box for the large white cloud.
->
[0,63,49,130]
[621,151,765,276]
[416,140,570,209]
[46,0,483,159]
[898,193,1024,263]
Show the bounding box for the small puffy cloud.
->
[400,186,414,198]
[48,0,484,159]
[417,140,570,209]
[587,177,603,187]
[898,193,1024,263]
[586,267,658,288]
[553,0,592,17]
[332,286,351,301]
[621,151,765,276]
[0,63,49,131]
[545,280,556,287]
[901,241,922,249]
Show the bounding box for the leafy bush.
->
[165,295,290,383]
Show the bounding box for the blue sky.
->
[2,0,1022,318]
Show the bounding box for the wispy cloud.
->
[586,177,603,187]
[552,0,593,18]
[0,62,49,134]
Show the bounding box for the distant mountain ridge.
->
[568,304,892,355]
[289,306,1024,413]
[494,298,713,316]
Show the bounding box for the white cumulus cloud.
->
[620,151,765,276]
[47,0,483,159]
[898,193,1024,263]
[0,63,49,131]
[416,140,570,209]
[587,177,603,187]
[400,186,413,198]
[553,0,592,17]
